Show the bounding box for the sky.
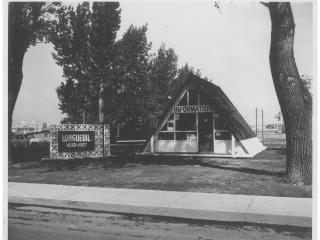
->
[12,1,314,126]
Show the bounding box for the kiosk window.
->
[161,123,167,131]
[215,131,231,140]
[158,132,174,140]
[161,114,174,131]
[177,92,187,106]
[215,115,228,130]
[189,89,198,105]
[176,113,196,131]
[177,89,199,106]
[176,132,197,140]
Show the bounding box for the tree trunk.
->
[99,82,105,124]
[8,46,27,166]
[8,2,45,166]
[267,3,312,184]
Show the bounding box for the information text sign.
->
[174,105,213,113]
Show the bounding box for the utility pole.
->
[255,107,264,143]
[255,107,258,136]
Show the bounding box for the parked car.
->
[26,130,50,148]
[11,130,50,149]
[10,132,30,149]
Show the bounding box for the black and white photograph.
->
[4,0,318,239]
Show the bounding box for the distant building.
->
[11,126,36,134]
[42,122,48,130]
[11,121,48,134]
[265,123,284,131]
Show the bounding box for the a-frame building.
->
[143,73,266,158]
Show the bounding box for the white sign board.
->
[50,124,110,159]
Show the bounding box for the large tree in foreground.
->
[213,2,312,184]
[265,2,312,184]
[8,2,45,128]
[8,2,47,163]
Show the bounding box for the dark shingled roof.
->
[188,74,255,141]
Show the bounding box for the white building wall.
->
[155,140,198,152]
[214,140,232,154]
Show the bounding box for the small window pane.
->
[167,121,174,131]
[158,132,174,140]
[161,114,174,131]
[176,113,196,131]
[215,131,231,140]
[215,114,228,130]
[189,89,198,105]
[176,132,197,140]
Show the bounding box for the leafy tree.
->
[149,44,178,98]
[148,44,178,118]
[56,78,85,123]
[106,24,152,131]
[145,48,204,131]
[50,2,121,123]
[174,63,202,94]
[51,9,202,136]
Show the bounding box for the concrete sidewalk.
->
[8,182,311,227]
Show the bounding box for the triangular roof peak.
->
[143,73,266,156]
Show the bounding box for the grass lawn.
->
[9,148,311,198]
[258,131,286,148]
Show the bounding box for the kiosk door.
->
[198,112,213,152]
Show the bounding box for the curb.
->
[8,183,311,228]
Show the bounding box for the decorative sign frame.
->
[50,124,110,159]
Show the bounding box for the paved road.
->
[8,204,311,240]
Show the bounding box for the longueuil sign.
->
[58,131,95,152]
[50,124,110,159]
